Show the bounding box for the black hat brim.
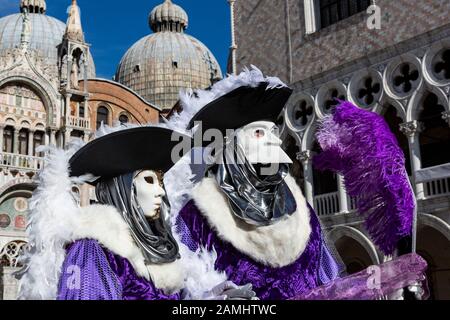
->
[69,127,192,181]
[187,83,293,139]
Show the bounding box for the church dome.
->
[116,0,222,112]
[0,1,95,77]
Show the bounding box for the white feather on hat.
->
[168,65,287,134]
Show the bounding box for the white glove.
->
[203,281,258,300]
[390,282,425,300]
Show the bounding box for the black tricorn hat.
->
[69,126,192,182]
[187,82,293,134]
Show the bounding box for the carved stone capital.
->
[442,111,450,124]
[400,121,421,137]
[297,150,313,164]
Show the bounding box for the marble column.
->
[44,130,50,146]
[0,125,4,153]
[13,128,19,154]
[83,131,90,143]
[50,129,56,146]
[337,174,349,213]
[400,121,424,199]
[297,150,314,207]
[64,129,73,148]
[27,130,34,156]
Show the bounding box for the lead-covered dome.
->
[116,0,222,112]
[0,1,95,77]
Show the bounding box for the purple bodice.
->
[57,239,180,300]
[178,200,328,300]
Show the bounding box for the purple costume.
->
[57,239,180,300]
[177,201,340,300]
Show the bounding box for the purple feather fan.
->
[314,101,414,255]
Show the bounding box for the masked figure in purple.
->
[18,126,256,300]
[169,66,426,300]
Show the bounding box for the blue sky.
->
[0,0,231,79]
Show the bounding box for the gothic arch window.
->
[417,226,450,300]
[96,105,110,129]
[334,235,374,275]
[0,241,27,268]
[3,126,14,153]
[0,83,47,123]
[33,131,44,156]
[18,129,29,155]
[418,92,450,168]
[79,103,85,118]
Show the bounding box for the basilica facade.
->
[230,0,450,299]
[0,0,222,299]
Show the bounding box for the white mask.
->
[134,170,166,219]
[235,121,292,164]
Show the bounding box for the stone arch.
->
[300,120,318,152]
[0,75,59,127]
[328,226,381,265]
[416,218,450,300]
[0,179,35,200]
[0,181,34,236]
[33,122,46,131]
[374,96,407,121]
[95,102,113,128]
[407,83,449,122]
[409,85,450,168]
[4,118,16,127]
[422,38,450,87]
[418,214,450,242]
[19,120,31,129]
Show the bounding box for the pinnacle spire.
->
[64,0,85,42]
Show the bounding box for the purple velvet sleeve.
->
[57,239,122,300]
[103,247,181,300]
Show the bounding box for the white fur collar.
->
[71,204,185,294]
[191,174,312,268]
